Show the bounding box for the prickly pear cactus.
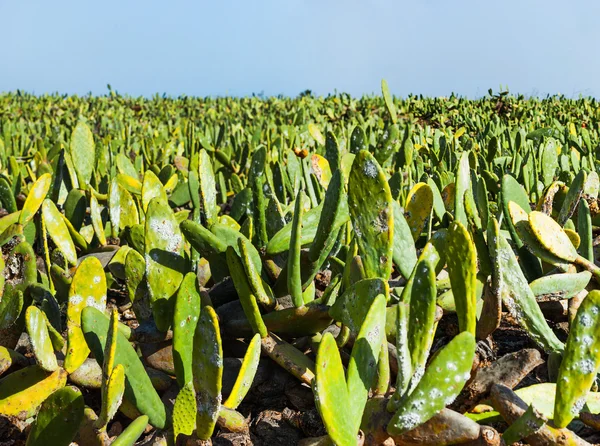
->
[554,290,600,427]
[145,196,185,331]
[348,150,394,280]
[26,386,84,446]
[64,256,107,373]
[388,332,476,435]
[192,306,223,440]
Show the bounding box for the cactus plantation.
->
[1,83,600,445]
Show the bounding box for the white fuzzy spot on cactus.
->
[93,276,101,284]
[447,362,457,371]
[86,296,105,311]
[580,313,593,328]
[578,359,595,374]
[150,218,182,252]
[429,388,442,399]
[572,397,586,414]
[395,412,421,430]
[363,160,378,178]
[70,294,83,306]
[366,326,380,345]
[412,365,425,385]
[591,306,599,315]
[581,335,593,347]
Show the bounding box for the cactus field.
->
[2,83,600,445]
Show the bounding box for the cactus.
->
[488,217,564,353]
[288,190,306,307]
[173,381,197,440]
[26,386,84,446]
[388,331,476,435]
[70,120,96,186]
[348,150,394,280]
[112,415,149,446]
[109,179,139,233]
[501,404,546,445]
[315,294,386,444]
[391,200,417,280]
[226,246,268,337]
[223,333,261,409]
[64,256,107,373]
[329,278,388,334]
[446,221,477,335]
[198,149,218,226]
[145,196,185,331]
[554,290,600,427]
[173,272,202,387]
[141,170,168,212]
[192,305,223,440]
[95,308,126,430]
[25,306,58,372]
[405,182,433,241]
[557,169,586,225]
[18,173,52,226]
[529,271,591,300]
[81,306,166,428]
[0,366,67,419]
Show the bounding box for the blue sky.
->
[2,1,599,98]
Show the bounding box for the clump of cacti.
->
[1,81,600,445]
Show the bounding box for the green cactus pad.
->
[557,169,586,226]
[70,121,96,185]
[0,366,67,419]
[391,201,417,280]
[224,333,261,410]
[406,258,437,389]
[109,180,139,232]
[193,305,223,440]
[446,221,477,335]
[405,183,433,242]
[488,218,564,353]
[141,170,168,213]
[315,332,354,446]
[25,306,58,372]
[346,293,387,434]
[26,386,84,446]
[81,307,166,428]
[348,151,394,280]
[145,196,185,332]
[238,238,275,309]
[111,415,149,446]
[173,272,201,387]
[501,404,546,445]
[529,271,591,300]
[554,290,600,427]
[19,173,52,226]
[388,331,476,435]
[288,190,306,307]
[173,381,197,440]
[329,278,388,334]
[381,79,398,123]
[89,194,107,246]
[42,199,77,265]
[124,249,152,323]
[227,247,268,338]
[64,256,107,373]
[198,149,218,226]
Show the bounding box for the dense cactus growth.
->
[1,84,600,444]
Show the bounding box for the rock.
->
[453,348,544,412]
[252,410,301,446]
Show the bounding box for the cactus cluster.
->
[1,83,600,445]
